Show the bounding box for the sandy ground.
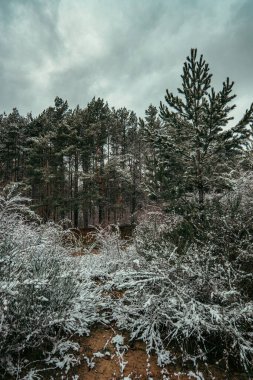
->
[73,325,251,380]
[12,324,251,380]
[77,325,194,380]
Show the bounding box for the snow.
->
[112,334,125,346]
[1,184,253,378]
[187,371,205,380]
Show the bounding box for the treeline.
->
[0,98,158,227]
[1,49,253,229]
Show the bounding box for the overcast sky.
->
[0,0,252,121]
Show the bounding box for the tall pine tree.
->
[156,49,253,214]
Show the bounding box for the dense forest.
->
[0,98,143,226]
[1,49,253,230]
[1,50,253,230]
[1,50,253,379]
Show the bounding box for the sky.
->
[0,0,252,122]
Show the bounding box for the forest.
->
[0,49,253,379]
[0,92,146,227]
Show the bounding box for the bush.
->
[104,196,253,376]
[134,210,180,260]
[0,185,101,378]
[92,179,253,375]
[111,242,253,374]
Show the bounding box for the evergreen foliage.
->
[0,98,145,226]
[155,49,253,213]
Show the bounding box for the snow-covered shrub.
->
[78,224,142,282]
[92,208,253,378]
[76,202,252,375]
[74,180,253,376]
[0,185,101,377]
[109,221,253,375]
[194,176,253,301]
[0,183,33,214]
[134,210,181,260]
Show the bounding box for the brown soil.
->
[7,325,251,380]
[76,325,189,380]
[74,325,251,380]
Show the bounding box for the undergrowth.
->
[1,183,253,379]
[0,185,102,379]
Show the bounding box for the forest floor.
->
[12,300,252,380]
[74,324,242,380]
[10,247,252,380]
[77,324,174,380]
[11,323,251,380]
[43,250,252,380]
[43,323,250,380]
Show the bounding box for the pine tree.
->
[157,48,253,214]
[26,97,70,221]
[0,109,29,185]
[142,105,163,201]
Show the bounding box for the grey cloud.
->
[0,0,252,120]
[0,0,62,114]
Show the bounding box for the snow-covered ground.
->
[0,186,252,379]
